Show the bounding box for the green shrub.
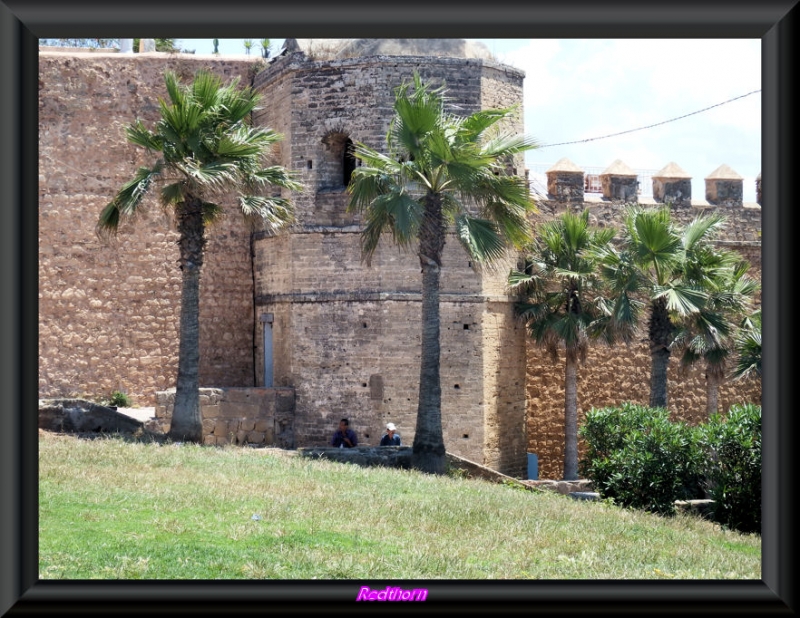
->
[109,391,133,408]
[701,404,761,534]
[580,403,706,516]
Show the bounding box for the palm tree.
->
[731,308,762,381]
[595,206,729,409]
[243,39,254,56]
[509,209,616,480]
[676,257,759,415]
[347,73,538,474]
[98,70,302,442]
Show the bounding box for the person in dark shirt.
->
[379,422,401,446]
[331,418,357,448]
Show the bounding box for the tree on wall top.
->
[347,72,538,474]
[97,70,302,442]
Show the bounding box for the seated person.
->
[379,422,401,446]
[331,418,357,448]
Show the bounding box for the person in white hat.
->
[380,422,401,446]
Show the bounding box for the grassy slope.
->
[38,431,760,580]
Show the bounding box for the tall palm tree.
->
[98,70,301,442]
[347,73,538,474]
[595,206,729,409]
[676,258,759,415]
[509,209,616,480]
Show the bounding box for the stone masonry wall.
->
[527,197,762,479]
[154,386,295,447]
[528,339,763,481]
[39,51,262,405]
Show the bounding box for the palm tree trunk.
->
[412,193,447,474]
[563,353,579,480]
[649,348,670,409]
[706,367,720,417]
[168,198,206,442]
[648,297,672,409]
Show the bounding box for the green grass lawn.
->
[39,430,761,580]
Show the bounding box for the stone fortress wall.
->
[526,158,761,479]
[38,45,761,480]
[248,45,528,473]
[38,51,261,405]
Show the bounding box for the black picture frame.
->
[2,1,795,614]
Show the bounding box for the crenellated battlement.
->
[541,157,760,208]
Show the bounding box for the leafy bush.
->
[109,391,133,408]
[580,403,706,516]
[701,404,761,534]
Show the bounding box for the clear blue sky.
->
[179,38,761,203]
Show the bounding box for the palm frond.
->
[247,166,303,193]
[655,284,707,316]
[215,135,263,158]
[683,211,727,249]
[160,182,186,206]
[191,70,224,110]
[125,120,163,152]
[459,107,513,140]
[177,159,240,190]
[731,328,762,380]
[97,164,162,236]
[201,201,225,225]
[163,71,184,107]
[455,215,507,264]
[479,133,539,159]
[239,194,295,232]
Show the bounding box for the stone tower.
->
[250,38,529,475]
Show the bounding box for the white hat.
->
[386,422,397,431]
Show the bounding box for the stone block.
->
[276,389,295,412]
[213,420,233,437]
[222,388,258,404]
[219,402,260,419]
[254,419,272,433]
[247,431,266,444]
[201,405,220,419]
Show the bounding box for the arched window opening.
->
[320,130,360,191]
[343,138,357,186]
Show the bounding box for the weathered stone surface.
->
[299,445,413,469]
[569,492,600,501]
[156,386,295,448]
[38,52,259,408]
[524,479,594,495]
[38,398,143,434]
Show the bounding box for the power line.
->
[537,89,761,149]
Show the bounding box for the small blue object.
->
[251,514,262,521]
[527,453,538,480]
